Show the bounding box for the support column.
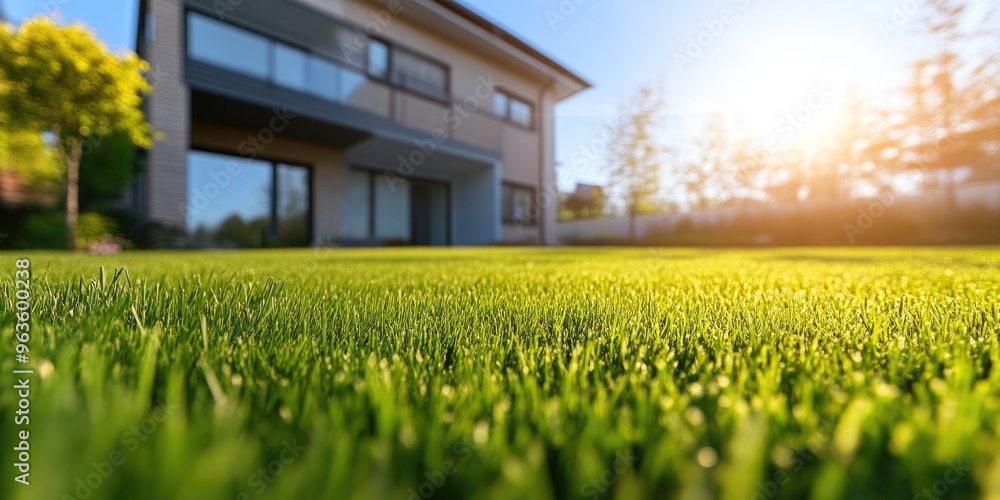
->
[144,0,190,234]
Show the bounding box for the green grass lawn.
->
[2,248,999,500]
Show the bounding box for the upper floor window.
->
[493,92,508,118]
[362,38,448,101]
[367,39,390,79]
[185,12,450,106]
[493,89,534,128]
[274,44,308,91]
[188,12,270,79]
[390,48,448,100]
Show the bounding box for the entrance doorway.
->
[409,180,449,246]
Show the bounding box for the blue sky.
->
[3,0,992,190]
[2,0,137,51]
[460,0,994,189]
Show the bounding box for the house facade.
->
[133,0,589,247]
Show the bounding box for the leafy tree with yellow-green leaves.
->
[0,128,62,196]
[0,17,155,250]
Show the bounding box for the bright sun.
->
[683,11,907,150]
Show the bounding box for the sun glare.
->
[695,13,904,149]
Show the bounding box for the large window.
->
[187,12,270,79]
[390,49,448,100]
[494,90,534,128]
[502,183,536,226]
[274,44,308,91]
[275,164,310,246]
[366,37,449,100]
[186,151,311,248]
[345,169,449,245]
[186,12,450,106]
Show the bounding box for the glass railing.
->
[186,11,504,152]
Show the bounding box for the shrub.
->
[13,211,125,250]
[105,209,183,249]
[76,212,124,250]
[13,211,66,249]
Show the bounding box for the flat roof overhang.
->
[181,0,592,102]
[190,91,373,151]
[186,60,502,164]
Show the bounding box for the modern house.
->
[132,0,590,247]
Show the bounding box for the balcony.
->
[184,10,504,154]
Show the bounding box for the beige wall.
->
[190,121,348,242]
[297,0,555,233]
[301,0,558,244]
[304,0,545,99]
[501,126,542,186]
[538,85,559,246]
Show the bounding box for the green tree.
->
[79,132,142,208]
[604,84,669,241]
[0,129,62,201]
[682,112,746,209]
[0,18,154,250]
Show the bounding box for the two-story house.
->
[132,0,590,247]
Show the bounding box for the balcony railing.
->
[186,11,504,153]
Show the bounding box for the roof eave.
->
[427,0,591,97]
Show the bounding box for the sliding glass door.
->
[344,168,449,245]
[186,150,311,248]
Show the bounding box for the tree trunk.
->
[628,204,637,243]
[64,138,83,251]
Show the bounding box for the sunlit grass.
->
[1,248,999,499]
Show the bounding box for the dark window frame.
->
[185,10,273,80]
[349,165,453,245]
[387,44,451,103]
[501,181,538,227]
[366,37,391,80]
[493,88,535,130]
[186,147,314,248]
[184,8,452,108]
